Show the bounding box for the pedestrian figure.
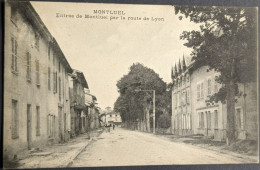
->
[113,124,115,130]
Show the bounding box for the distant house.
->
[106,111,122,127]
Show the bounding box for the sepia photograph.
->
[3,0,258,168]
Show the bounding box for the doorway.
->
[58,106,63,142]
[27,104,32,150]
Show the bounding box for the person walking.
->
[113,124,115,130]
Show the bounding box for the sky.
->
[31,2,199,110]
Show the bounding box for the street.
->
[70,128,253,167]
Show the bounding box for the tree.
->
[175,6,257,144]
[114,63,171,132]
[158,113,171,129]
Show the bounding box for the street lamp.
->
[135,89,156,134]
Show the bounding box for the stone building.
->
[4,1,72,160]
[171,57,192,136]
[171,57,258,141]
[69,70,89,137]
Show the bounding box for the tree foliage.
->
[114,63,171,126]
[175,6,257,102]
[175,6,257,144]
[158,113,171,129]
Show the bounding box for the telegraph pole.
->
[153,90,155,133]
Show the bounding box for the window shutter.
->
[201,83,204,98]
[197,84,200,99]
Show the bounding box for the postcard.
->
[3,0,258,168]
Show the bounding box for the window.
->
[208,79,211,95]
[214,76,218,93]
[53,72,57,93]
[12,100,19,139]
[182,90,186,106]
[48,43,51,60]
[53,55,55,66]
[11,37,18,73]
[206,111,211,129]
[186,89,190,104]
[187,114,191,129]
[64,113,67,131]
[236,108,244,130]
[36,60,40,86]
[201,83,204,98]
[59,77,61,101]
[197,82,204,100]
[26,52,31,81]
[47,114,55,138]
[199,112,204,129]
[197,84,200,100]
[36,106,40,136]
[214,110,218,129]
[174,94,177,107]
[178,93,181,106]
[35,33,40,51]
[183,114,186,129]
[48,67,51,90]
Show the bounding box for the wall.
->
[190,65,258,141]
[4,3,48,160]
[4,2,71,160]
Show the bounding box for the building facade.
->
[4,1,72,160]
[85,90,100,130]
[106,112,122,127]
[171,58,258,141]
[69,70,89,137]
[171,58,192,135]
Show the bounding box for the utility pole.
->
[153,90,155,134]
[135,89,156,133]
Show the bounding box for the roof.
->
[107,111,120,116]
[85,92,97,101]
[72,69,89,89]
[9,1,73,73]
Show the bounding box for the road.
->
[70,128,252,167]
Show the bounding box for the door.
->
[27,104,32,150]
[206,111,211,136]
[58,106,63,142]
[64,113,66,140]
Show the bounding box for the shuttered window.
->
[36,60,40,86]
[11,37,18,72]
[12,100,19,139]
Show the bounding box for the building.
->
[69,70,89,137]
[106,111,122,127]
[4,1,72,160]
[99,110,106,127]
[171,57,192,136]
[171,57,258,141]
[85,90,100,130]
